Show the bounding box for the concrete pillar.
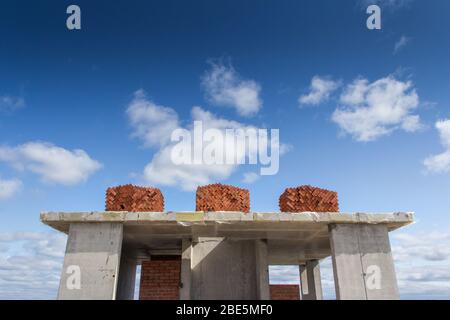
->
[180,238,192,300]
[299,260,323,300]
[329,224,399,300]
[191,237,257,299]
[57,222,123,300]
[255,240,270,300]
[116,254,137,300]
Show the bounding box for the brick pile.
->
[279,185,339,212]
[196,183,250,213]
[139,259,181,300]
[105,184,164,212]
[270,285,300,300]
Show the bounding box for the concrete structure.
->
[270,285,300,300]
[41,211,413,300]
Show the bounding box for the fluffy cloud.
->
[126,90,179,147]
[0,177,22,200]
[269,258,336,299]
[0,95,25,112]
[332,76,420,141]
[299,76,340,106]
[127,92,286,191]
[394,35,412,54]
[424,120,450,174]
[269,230,450,299]
[0,142,102,185]
[0,231,66,299]
[202,62,262,116]
[392,231,450,262]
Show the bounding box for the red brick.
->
[139,260,181,300]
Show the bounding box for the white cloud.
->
[242,172,260,184]
[143,146,235,192]
[332,76,420,141]
[394,35,412,54]
[299,76,340,106]
[424,151,450,174]
[269,258,336,299]
[269,265,299,284]
[424,119,450,173]
[201,62,262,116]
[392,231,450,262]
[127,92,287,191]
[0,142,102,185]
[0,95,25,112]
[0,231,66,299]
[126,89,179,147]
[0,177,22,200]
[0,229,448,299]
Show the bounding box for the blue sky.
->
[1,0,450,299]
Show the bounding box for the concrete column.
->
[116,254,137,300]
[329,224,399,300]
[191,237,257,299]
[180,238,192,300]
[57,222,123,300]
[255,240,270,300]
[299,260,323,300]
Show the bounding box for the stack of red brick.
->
[196,183,250,213]
[105,184,164,212]
[279,185,339,212]
[139,259,181,300]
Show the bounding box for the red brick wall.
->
[139,259,181,300]
[270,285,300,300]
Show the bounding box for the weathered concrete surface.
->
[58,223,123,300]
[180,238,192,300]
[255,240,270,300]
[191,237,257,299]
[330,224,399,300]
[116,254,137,300]
[299,260,323,300]
[43,211,412,300]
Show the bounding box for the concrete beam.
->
[299,260,323,300]
[255,240,270,300]
[116,254,137,300]
[329,224,399,300]
[57,223,123,300]
[180,238,192,300]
